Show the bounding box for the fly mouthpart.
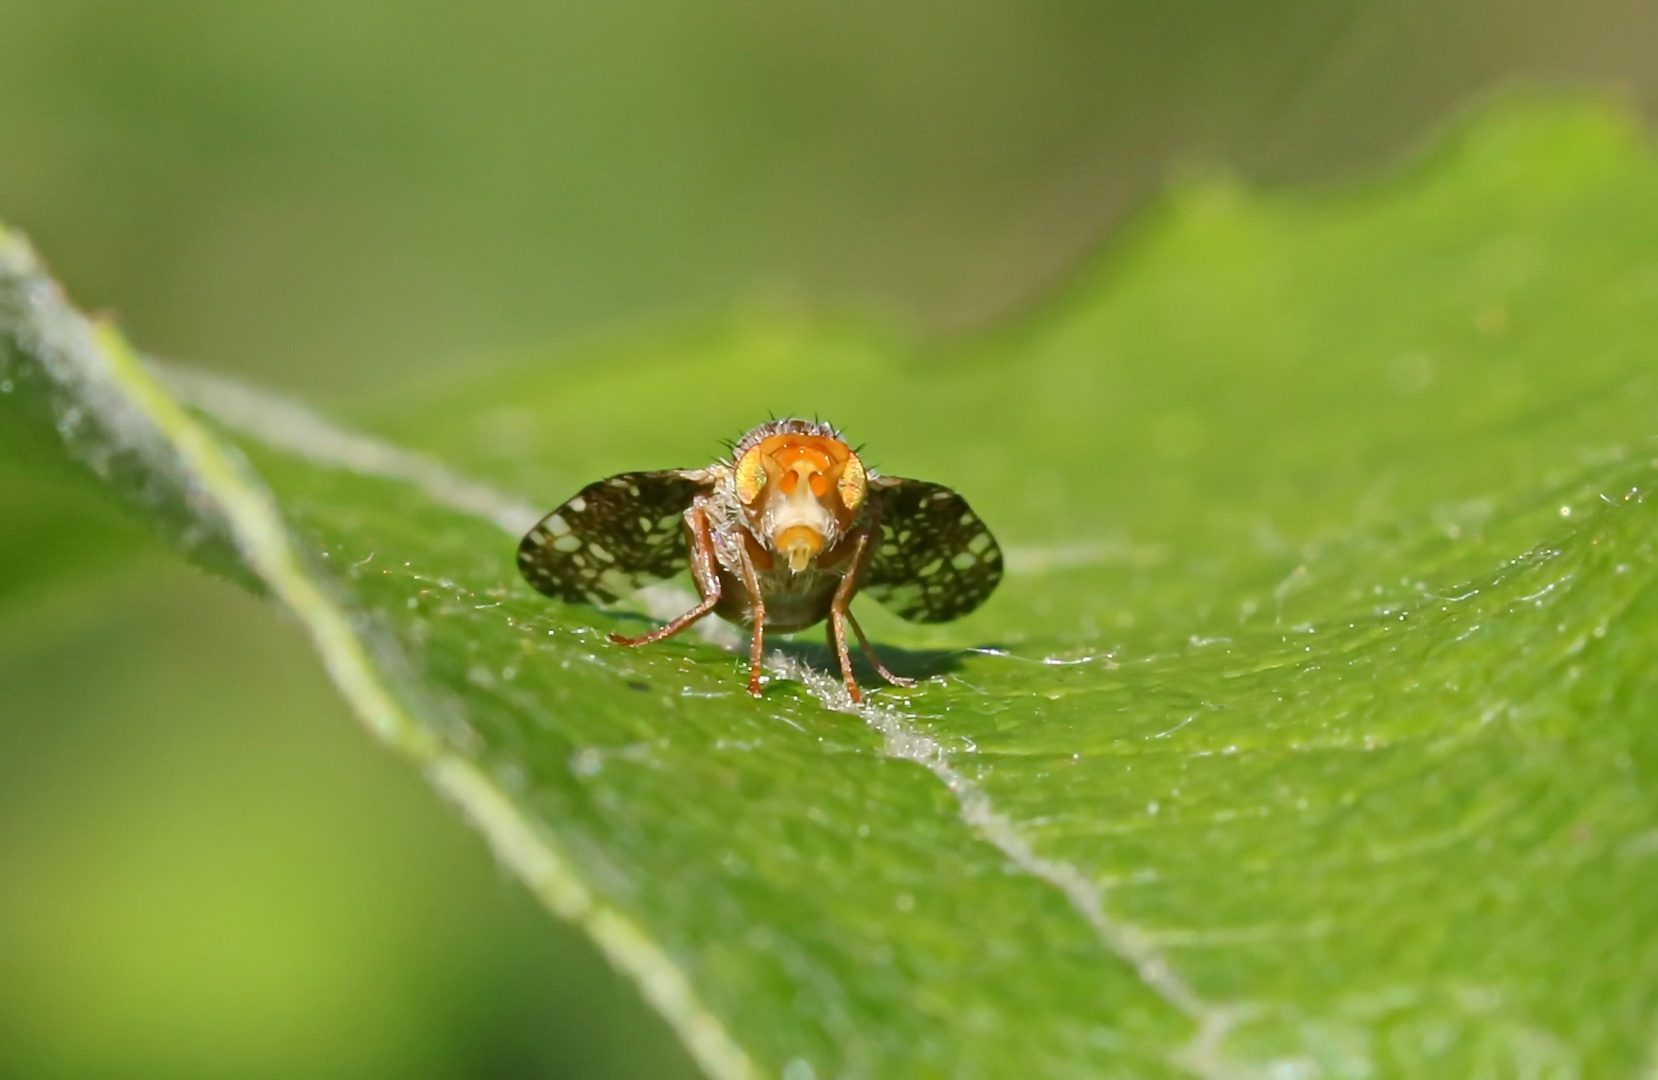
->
[776,525,824,573]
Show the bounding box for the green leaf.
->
[6,95,1658,1077]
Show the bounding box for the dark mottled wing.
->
[862,477,1002,622]
[518,471,706,604]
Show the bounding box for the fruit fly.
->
[517,419,1002,702]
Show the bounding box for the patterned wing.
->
[518,471,706,604]
[862,478,1003,622]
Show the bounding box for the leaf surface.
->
[6,97,1658,1077]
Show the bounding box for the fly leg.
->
[826,530,877,703]
[846,610,916,689]
[733,535,768,696]
[609,503,721,647]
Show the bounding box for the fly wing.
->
[862,477,1002,622]
[518,470,707,604]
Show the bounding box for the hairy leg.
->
[609,503,722,647]
[827,531,872,702]
[733,537,768,696]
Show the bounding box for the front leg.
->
[826,530,874,703]
[826,530,918,702]
[609,502,722,647]
[733,533,768,696]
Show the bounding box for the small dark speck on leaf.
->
[627,679,650,692]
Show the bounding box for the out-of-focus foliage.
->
[6,98,1658,1076]
[0,459,700,1078]
[4,1,1658,393]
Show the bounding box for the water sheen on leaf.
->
[6,96,1658,1078]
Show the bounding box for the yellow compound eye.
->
[838,451,867,513]
[735,445,767,504]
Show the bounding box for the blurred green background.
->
[3,2,1657,1076]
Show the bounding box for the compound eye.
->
[735,445,767,505]
[838,451,867,513]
